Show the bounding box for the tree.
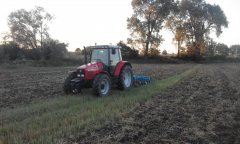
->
[166,17,186,58]
[8,6,53,49]
[179,0,228,58]
[165,2,187,58]
[127,0,176,59]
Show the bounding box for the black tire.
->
[93,73,111,96]
[63,72,77,94]
[118,65,133,90]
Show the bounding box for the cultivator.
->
[133,75,151,86]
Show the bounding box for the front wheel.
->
[93,74,111,96]
[63,72,77,94]
[118,65,133,90]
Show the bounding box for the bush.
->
[22,49,41,60]
[229,45,240,57]
[42,39,68,60]
[0,47,4,63]
[0,39,70,65]
[214,43,229,57]
[149,47,160,58]
[162,50,168,55]
[117,41,138,59]
[1,42,21,61]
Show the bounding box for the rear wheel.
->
[63,72,77,94]
[93,74,111,96]
[118,65,133,90]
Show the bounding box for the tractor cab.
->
[90,45,122,74]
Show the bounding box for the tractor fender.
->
[114,61,132,77]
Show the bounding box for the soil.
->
[0,64,193,109]
[73,63,240,144]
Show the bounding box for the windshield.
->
[91,49,109,65]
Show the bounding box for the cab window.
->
[91,49,109,65]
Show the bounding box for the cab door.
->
[110,48,121,75]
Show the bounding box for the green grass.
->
[0,67,196,144]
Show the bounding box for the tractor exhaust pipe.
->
[83,46,87,64]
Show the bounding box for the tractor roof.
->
[87,45,121,49]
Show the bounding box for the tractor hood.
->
[77,61,104,73]
[77,62,104,80]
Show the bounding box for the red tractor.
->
[63,45,133,96]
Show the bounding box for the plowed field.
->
[75,63,240,144]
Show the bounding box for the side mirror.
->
[112,49,116,55]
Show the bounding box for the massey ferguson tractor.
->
[63,45,134,96]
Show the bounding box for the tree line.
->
[116,41,240,60]
[126,0,239,60]
[1,1,240,64]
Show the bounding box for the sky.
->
[0,0,239,53]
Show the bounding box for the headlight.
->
[76,69,85,77]
[77,74,84,77]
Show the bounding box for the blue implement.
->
[133,75,151,86]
